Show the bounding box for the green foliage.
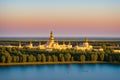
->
[16,56,19,62]
[41,54,46,62]
[59,54,63,61]
[80,55,86,62]
[22,55,27,62]
[91,53,98,61]
[1,56,6,63]
[71,56,74,61]
[0,45,120,63]
[52,55,58,62]
[37,54,41,62]
[33,56,36,62]
[12,56,17,62]
[28,54,34,62]
[47,56,52,62]
[99,52,104,61]
[109,56,113,62]
[61,56,65,62]
[118,56,120,62]
[6,55,12,63]
[65,53,71,61]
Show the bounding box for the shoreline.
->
[0,61,119,66]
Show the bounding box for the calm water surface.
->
[0,64,120,80]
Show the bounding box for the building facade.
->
[74,37,93,50]
[38,31,72,50]
[0,31,94,51]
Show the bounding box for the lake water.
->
[0,64,120,80]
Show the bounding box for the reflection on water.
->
[0,64,120,80]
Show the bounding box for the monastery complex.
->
[0,31,106,51]
[24,31,93,51]
[1,31,120,52]
[1,31,120,54]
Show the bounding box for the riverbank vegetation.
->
[0,40,120,47]
[0,46,120,64]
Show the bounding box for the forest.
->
[0,40,120,63]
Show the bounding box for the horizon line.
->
[0,36,120,38]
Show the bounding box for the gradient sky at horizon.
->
[0,0,120,37]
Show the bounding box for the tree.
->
[19,56,23,62]
[6,55,12,63]
[41,54,46,62]
[102,44,106,50]
[28,54,34,62]
[71,56,74,61]
[80,55,86,62]
[109,56,113,62]
[118,56,120,62]
[22,55,27,62]
[100,52,104,61]
[52,55,58,62]
[37,54,41,62]
[33,56,36,62]
[6,47,12,52]
[61,56,65,62]
[12,56,17,62]
[65,53,71,61]
[59,54,64,61]
[91,53,98,61]
[48,56,52,62]
[16,56,19,62]
[1,56,6,63]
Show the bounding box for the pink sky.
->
[0,0,120,37]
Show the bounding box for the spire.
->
[85,37,88,43]
[29,41,33,48]
[50,31,53,37]
[19,41,21,48]
[49,31,54,41]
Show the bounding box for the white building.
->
[93,47,104,51]
[0,31,94,51]
[74,37,93,51]
[38,31,72,50]
[113,48,120,53]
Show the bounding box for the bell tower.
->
[18,41,22,48]
[85,37,88,43]
[84,37,89,47]
[49,31,54,43]
[29,41,33,48]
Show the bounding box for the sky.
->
[0,0,120,37]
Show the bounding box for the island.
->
[0,31,120,66]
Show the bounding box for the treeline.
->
[0,47,120,63]
[0,40,120,47]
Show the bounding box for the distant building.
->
[0,45,15,48]
[113,48,120,53]
[74,37,93,51]
[93,47,104,51]
[0,31,94,51]
[18,41,22,48]
[38,31,72,50]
